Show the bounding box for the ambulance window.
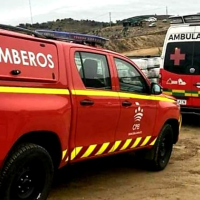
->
[114,58,146,93]
[164,42,193,75]
[75,52,111,89]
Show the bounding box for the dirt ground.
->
[48,115,200,200]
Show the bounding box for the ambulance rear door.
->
[161,26,195,107]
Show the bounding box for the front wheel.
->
[0,143,54,200]
[149,124,173,171]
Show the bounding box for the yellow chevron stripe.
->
[69,137,157,161]
[95,142,110,155]
[113,140,122,151]
[70,147,83,160]
[150,138,157,146]
[81,144,97,158]
[70,149,76,161]
[62,149,67,160]
[131,137,142,148]
[120,139,132,151]
[141,136,151,146]
[109,141,122,153]
[0,86,69,95]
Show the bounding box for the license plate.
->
[177,99,187,105]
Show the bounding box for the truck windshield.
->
[163,41,200,75]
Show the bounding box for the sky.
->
[0,0,200,25]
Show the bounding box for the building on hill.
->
[122,15,170,27]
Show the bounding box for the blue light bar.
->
[35,29,108,46]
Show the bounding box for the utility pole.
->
[29,0,33,25]
[109,12,111,27]
[166,6,168,16]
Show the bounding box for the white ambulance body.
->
[160,14,200,115]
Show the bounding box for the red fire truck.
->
[0,25,181,200]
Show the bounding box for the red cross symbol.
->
[170,48,185,66]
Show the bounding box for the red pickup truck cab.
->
[0,26,181,200]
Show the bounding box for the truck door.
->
[112,57,157,149]
[69,49,120,161]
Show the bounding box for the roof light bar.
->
[35,29,108,46]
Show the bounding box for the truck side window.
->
[75,52,111,89]
[114,58,146,93]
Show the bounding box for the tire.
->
[0,143,54,200]
[148,124,173,171]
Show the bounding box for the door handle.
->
[80,99,94,106]
[122,101,132,107]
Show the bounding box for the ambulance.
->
[160,14,200,114]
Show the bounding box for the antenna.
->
[0,24,46,38]
[28,0,33,25]
[109,12,112,27]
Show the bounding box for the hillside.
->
[96,20,169,56]
[18,17,170,56]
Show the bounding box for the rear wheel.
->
[149,124,173,171]
[0,143,54,200]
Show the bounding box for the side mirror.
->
[151,83,162,95]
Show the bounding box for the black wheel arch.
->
[140,119,179,161]
[164,118,179,144]
[11,131,62,169]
